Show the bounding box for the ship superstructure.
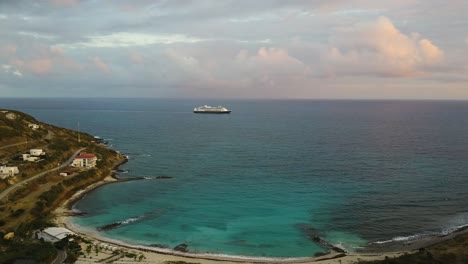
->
[193,105,231,114]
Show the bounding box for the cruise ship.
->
[193,105,231,114]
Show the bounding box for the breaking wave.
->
[97,215,145,231]
[370,223,468,246]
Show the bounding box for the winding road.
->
[0,140,37,150]
[51,250,67,264]
[0,148,86,201]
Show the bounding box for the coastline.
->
[52,151,468,264]
[53,158,411,264]
[57,215,409,264]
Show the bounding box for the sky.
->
[1,0,468,99]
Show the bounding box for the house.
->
[28,123,40,130]
[22,149,45,162]
[72,152,97,168]
[3,232,14,240]
[22,154,39,162]
[59,172,69,177]
[30,149,45,156]
[0,166,19,179]
[35,227,74,243]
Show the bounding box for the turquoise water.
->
[3,99,468,257]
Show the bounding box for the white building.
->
[72,152,97,168]
[35,227,74,243]
[28,123,40,130]
[30,149,45,156]
[0,166,19,179]
[22,154,39,162]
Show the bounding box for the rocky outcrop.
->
[173,243,189,252]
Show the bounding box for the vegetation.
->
[0,239,57,264]
[0,109,125,263]
[0,127,20,138]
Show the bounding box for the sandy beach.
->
[53,174,412,264]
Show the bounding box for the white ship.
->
[193,105,231,114]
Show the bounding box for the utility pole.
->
[78,122,81,143]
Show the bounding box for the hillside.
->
[0,109,126,263]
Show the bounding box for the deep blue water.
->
[1,98,468,257]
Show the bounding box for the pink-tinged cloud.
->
[8,46,81,76]
[50,0,78,7]
[92,57,111,73]
[0,45,17,56]
[50,46,65,57]
[129,53,144,64]
[28,59,54,74]
[163,46,313,97]
[235,48,312,83]
[13,58,53,75]
[465,37,468,44]
[324,16,444,77]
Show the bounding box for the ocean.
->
[2,98,468,257]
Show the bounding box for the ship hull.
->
[193,110,231,114]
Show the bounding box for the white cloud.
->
[0,14,7,19]
[235,38,272,44]
[2,64,23,78]
[2,64,12,71]
[62,33,207,48]
[13,70,23,77]
[17,31,57,40]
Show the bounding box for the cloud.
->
[13,70,22,77]
[63,33,207,49]
[0,45,17,56]
[323,16,444,77]
[2,64,23,78]
[0,1,467,99]
[49,0,78,7]
[91,56,110,73]
[162,46,313,97]
[7,46,81,75]
[129,52,144,64]
[465,37,468,44]
[25,58,54,74]
[17,31,57,40]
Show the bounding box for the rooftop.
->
[42,227,74,240]
[75,152,96,159]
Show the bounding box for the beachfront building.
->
[35,227,74,243]
[0,166,19,179]
[72,152,97,168]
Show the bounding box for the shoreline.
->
[58,216,410,264]
[53,155,468,263]
[52,158,410,263]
